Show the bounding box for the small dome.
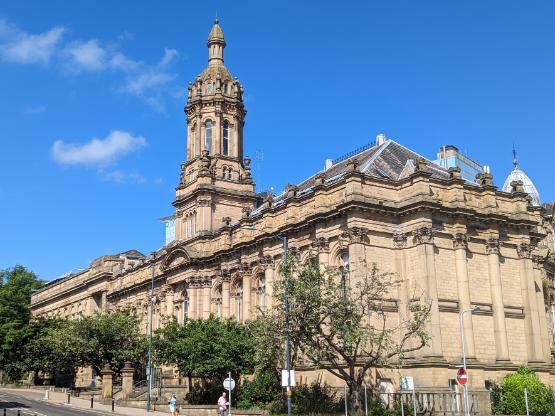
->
[502,166,541,206]
[208,19,225,44]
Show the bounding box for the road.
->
[0,390,115,416]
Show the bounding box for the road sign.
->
[456,368,468,385]
[281,369,296,387]
[400,376,414,391]
[223,377,236,391]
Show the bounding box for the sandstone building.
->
[31,20,555,393]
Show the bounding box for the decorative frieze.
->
[312,237,330,253]
[340,227,367,244]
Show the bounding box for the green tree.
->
[261,257,430,415]
[75,311,147,374]
[496,367,555,415]
[0,265,43,381]
[155,316,255,395]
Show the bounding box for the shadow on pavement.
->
[0,401,31,409]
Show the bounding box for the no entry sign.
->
[456,368,468,385]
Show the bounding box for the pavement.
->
[0,388,170,416]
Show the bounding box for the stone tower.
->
[174,19,256,240]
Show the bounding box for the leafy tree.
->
[495,367,555,415]
[154,316,255,395]
[0,265,43,381]
[260,257,430,415]
[75,311,147,374]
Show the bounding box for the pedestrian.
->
[217,391,228,416]
[168,393,177,416]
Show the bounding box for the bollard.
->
[111,398,115,412]
[67,393,70,404]
[3,408,6,416]
[91,396,94,408]
[17,410,20,416]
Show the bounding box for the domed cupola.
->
[502,147,541,206]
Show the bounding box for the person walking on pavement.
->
[168,393,178,416]
[217,391,228,416]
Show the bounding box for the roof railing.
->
[332,141,376,165]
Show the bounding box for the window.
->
[214,286,222,318]
[339,253,350,296]
[183,292,189,323]
[191,125,197,157]
[206,83,213,93]
[234,281,243,322]
[223,83,228,94]
[223,120,229,156]
[258,273,266,312]
[204,120,212,154]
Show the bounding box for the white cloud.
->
[23,105,47,115]
[101,169,163,185]
[65,39,107,71]
[0,19,65,64]
[51,130,146,166]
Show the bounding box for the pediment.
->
[161,247,192,271]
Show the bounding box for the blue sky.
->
[1,1,554,280]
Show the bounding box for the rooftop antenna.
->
[512,144,518,168]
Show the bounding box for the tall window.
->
[191,125,197,157]
[223,83,229,94]
[223,121,229,156]
[183,292,189,323]
[214,286,223,318]
[339,252,350,296]
[258,274,266,312]
[204,120,212,154]
[234,281,243,322]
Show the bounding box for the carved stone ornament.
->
[510,180,525,194]
[517,242,532,259]
[259,255,275,268]
[452,233,468,250]
[314,173,326,186]
[485,237,500,255]
[197,198,211,207]
[340,227,367,244]
[312,237,330,253]
[199,150,211,175]
[448,167,462,180]
[414,226,434,244]
[392,231,407,248]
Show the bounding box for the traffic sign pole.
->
[229,371,232,416]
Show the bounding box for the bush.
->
[185,379,222,405]
[237,371,281,409]
[266,381,343,415]
[495,367,555,415]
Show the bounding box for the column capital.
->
[517,242,532,259]
[452,233,468,250]
[312,237,330,253]
[485,237,500,255]
[340,227,367,244]
[259,255,275,268]
[392,231,407,248]
[197,198,211,207]
[413,226,434,245]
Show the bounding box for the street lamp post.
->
[147,252,156,412]
[459,306,480,416]
[245,227,291,416]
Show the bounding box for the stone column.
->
[517,243,543,362]
[414,226,444,358]
[120,361,134,401]
[100,363,114,399]
[315,237,330,266]
[243,272,252,321]
[262,256,275,310]
[166,287,174,318]
[188,284,197,320]
[203,280,211,318]
[342,227,367,284]
[486,237,510,362]
[222,277,231,318]
[101,291,107,313]
[393,231,413,357]
[453,233,476,359]
[197,198,212,234]
[532,256,551,363]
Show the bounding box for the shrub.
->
[237,371,281,409]
[496,367,554,415]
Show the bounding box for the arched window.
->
[191,125,197,157]
[339,253,350,296]
[214,286,223,318]
[204,120,212,154]
[234,281,243,322]
[223,83,229,94]
[206,82,213,93]
[258,273,266,312]
[223,120,230,156]
[183,290,189,323]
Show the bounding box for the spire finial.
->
[512,144,518,168]
[214,11,218,24]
